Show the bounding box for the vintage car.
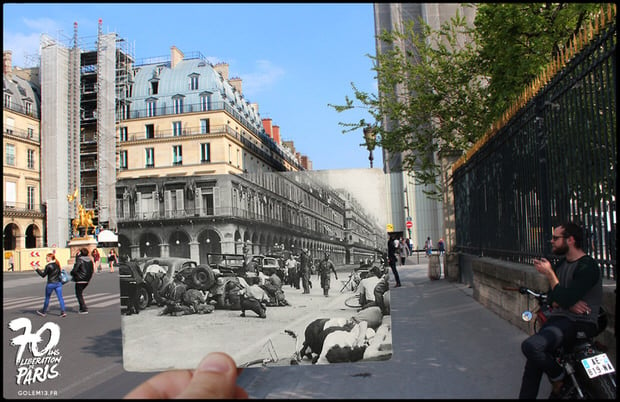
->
[252,255,282,276]
[119,260,152,312]
[139,257,215,306]
[205,253,247,277]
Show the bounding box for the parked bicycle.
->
[504,285,616,399]
[239,329,301,367]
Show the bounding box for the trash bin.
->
[428,254,441,280]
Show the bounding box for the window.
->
[200,93,212,111]
[25,101,32,115]
[5,143,15,165]
[145,124,155,139]
[228,144,232,164]
[151,81,159,95]
[189,75,199,91]
[27,186,35,210]
[27,127,34,138]
[4,94,11,109]
[147,100,157,117]
[120,150,128,169]
[172,145,182,165]
[145,148,154,167]
[200,143,211,163]
[27,149,35,169]
[173,121,182,136]
[174,97,183,114]
[5,181,16,207]
[200,118,210,134]
[119,127,128,142]
[5,117,14,135]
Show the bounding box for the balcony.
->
[3,202,45,218]
[3,126,40,142]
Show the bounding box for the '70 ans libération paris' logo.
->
[8,317,62,385]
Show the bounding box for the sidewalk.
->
[237,258,547,399]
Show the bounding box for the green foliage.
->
[330,3,608,199]
[474,2,607,120]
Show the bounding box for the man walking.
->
[387,234,402,287]
[70,248,94,314]
[300,248,311,294]
[318,252,338,297]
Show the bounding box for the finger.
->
[177,352,243,399]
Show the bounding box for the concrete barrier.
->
[456,254,616,366]
[428,254,441,279]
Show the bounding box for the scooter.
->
[504,285,616,399]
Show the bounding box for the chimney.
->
[272,125,281,144]
[262,118,273,138]
[229,77,242,94]
[170,46,184,68]
[4,50,12,75]
[213,62,229,80]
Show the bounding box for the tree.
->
[330,10,489,199]
[474,2,608,121]
[330,3,608,199]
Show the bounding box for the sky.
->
[3,2,383,171]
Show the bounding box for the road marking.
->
[3,293,120,311]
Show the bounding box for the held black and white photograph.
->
[118,168,394,370]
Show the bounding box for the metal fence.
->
[452,21,616,280]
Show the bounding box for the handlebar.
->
[502,285,546,300]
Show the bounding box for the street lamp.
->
[362,124,377,168]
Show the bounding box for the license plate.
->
[581,353,615,378]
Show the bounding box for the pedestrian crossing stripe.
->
[3,293,119,311]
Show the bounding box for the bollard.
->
[428,254,441,280]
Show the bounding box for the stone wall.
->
[445,253,616,366]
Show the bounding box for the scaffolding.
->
[39,21,133,246]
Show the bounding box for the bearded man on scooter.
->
[518,221,603,399]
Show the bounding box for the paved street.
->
[3,257,552,398]
[237,257,552,399]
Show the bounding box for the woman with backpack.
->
[35,253,67,317]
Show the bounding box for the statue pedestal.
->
[67,236,98,266]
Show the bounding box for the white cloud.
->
[238,60,285,97]
[4,17,64,68]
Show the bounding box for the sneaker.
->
[60,312,67,317]
[78,310,89,315]
[36,310,46,317]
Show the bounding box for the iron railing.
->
[452,22,616,280]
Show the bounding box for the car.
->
[252,255,282,276]
[205,253,247,277]
[119,260,152,313]
[139,257,216,306]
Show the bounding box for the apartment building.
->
[3,51,45,251]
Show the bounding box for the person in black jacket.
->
[387,234,402,287]
[70,248,94,314]
[35,253,67,317]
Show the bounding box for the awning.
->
[97,230,118,244]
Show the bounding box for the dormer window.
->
[172,94,184,114]
[146,98,157,117]
[150,80,159,95]
[200,91,212,111]
[25,101,33,115]
[4,93,11,109]
[189,73,199,91]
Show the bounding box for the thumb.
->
[177,352,241,399]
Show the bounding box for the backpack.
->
[60,269,70,284]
